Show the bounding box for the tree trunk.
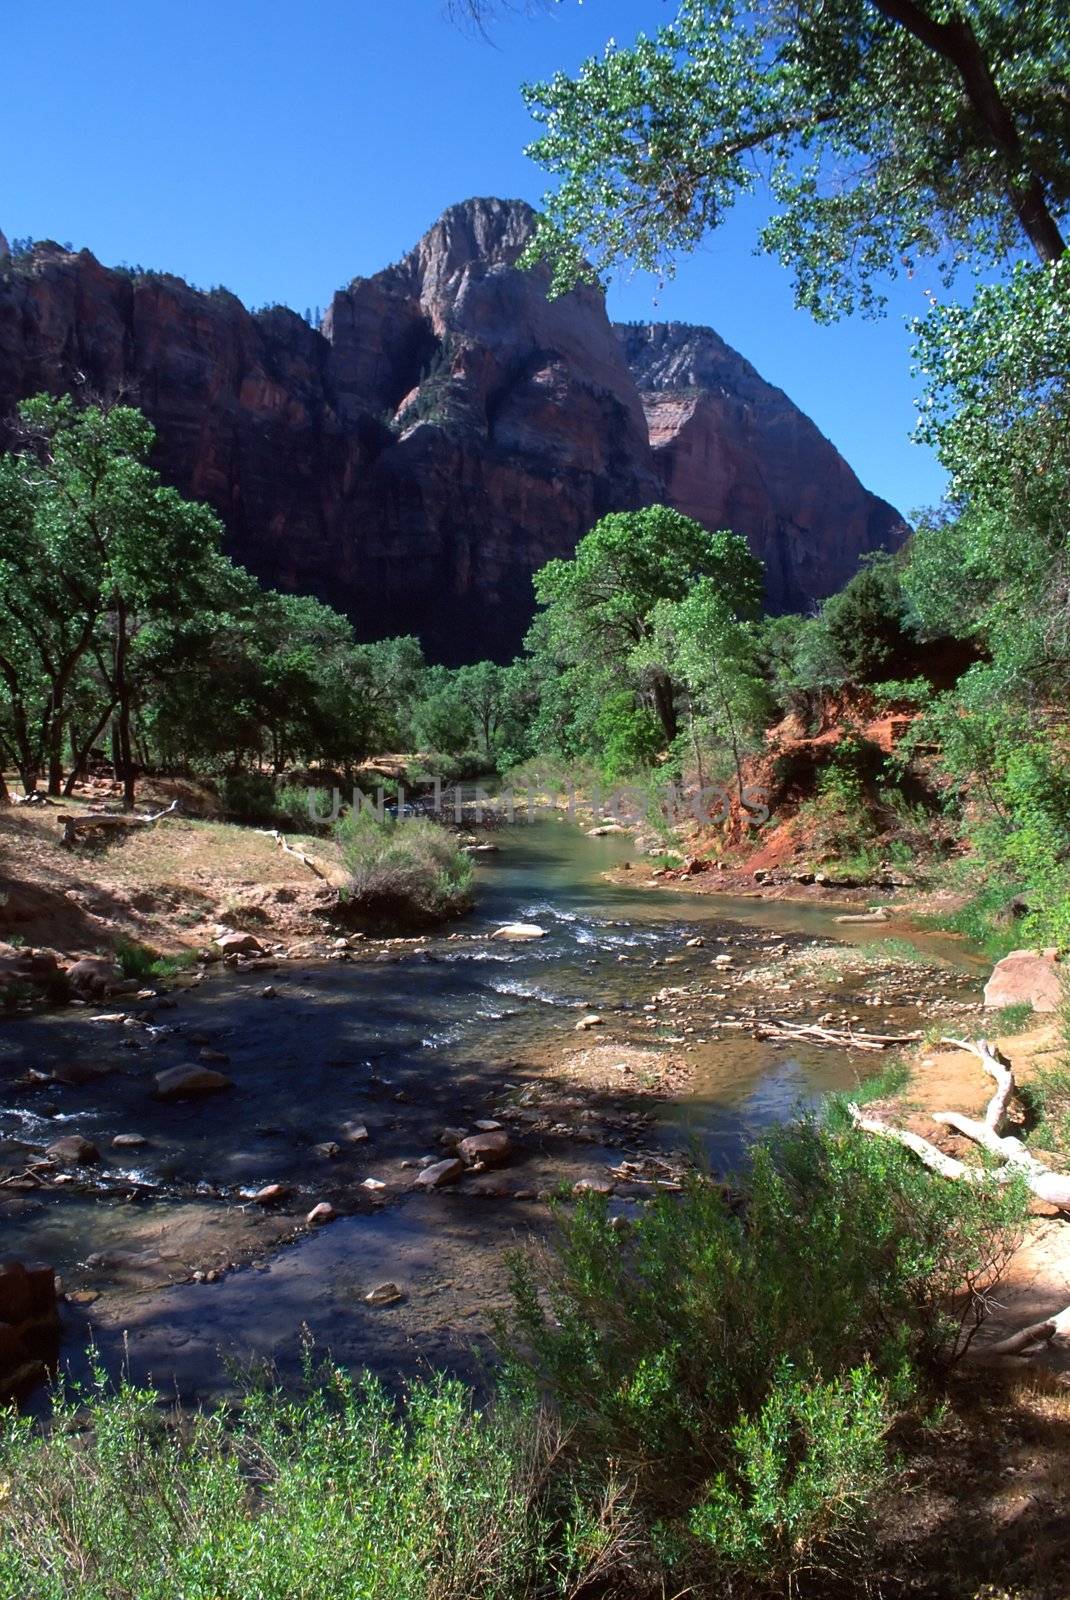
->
[651,672,678,743]
[113,598,136,810]
[872,0,1066,263]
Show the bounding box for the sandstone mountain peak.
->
[0,198,905,659]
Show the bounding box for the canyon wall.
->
[0,199,905,660]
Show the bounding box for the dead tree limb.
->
[57,798,181,848]
[849,1035,1070,1360]
[848,1036,1070,1210]
[255,828,327,880]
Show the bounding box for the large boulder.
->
[983,948,1067,1013]
[45,1134,100,1166]
[154,1064,233,1100]
[457,1130,513,1168]
[0,1261,59,1400]
[66,956,121,999]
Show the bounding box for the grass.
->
[824,1056,912,1128]
[335,812,473,927]
[114,936,198,983]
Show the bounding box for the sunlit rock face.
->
[0,201,904,659]
[616,321,907,614]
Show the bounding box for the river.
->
[0,817,983,1403]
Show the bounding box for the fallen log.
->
[757,1020,922,1051]
[849,1035,1070,1361]
[57,798,181,847]
[255,828,327,880]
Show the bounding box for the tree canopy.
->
[519,0,1069,315]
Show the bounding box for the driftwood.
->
[255,828,327,880]
[57,798,181,848]
[849,1036,1070,1210]
[849,1036,1070,1360]
[757,1020,922,1052]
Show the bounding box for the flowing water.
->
[1,818,983,1401]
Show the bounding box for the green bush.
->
[0,1368,619,1600]
[688,1362,891,1589]
[499,1122,1026,1590]
[218,771,277,822]
[335,811,473,926]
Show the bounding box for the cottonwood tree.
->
[518,1,1068,311]
[0,396,225,804]
[531,506,762,745]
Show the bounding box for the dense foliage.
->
[520,1,1069,311]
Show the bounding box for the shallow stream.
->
[1,818,984,1401]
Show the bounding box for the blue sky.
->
[5,0,951,514]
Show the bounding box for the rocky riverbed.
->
[1,819,988,1403]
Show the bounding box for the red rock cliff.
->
[0,200,904,659]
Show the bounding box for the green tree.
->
[638,578,770,791]
[0,397,224,802]
[521,1,1068,314]
[531,506,762,743]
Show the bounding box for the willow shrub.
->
[499,1122,1027,1592]
[335,811,473,926]
[0,1370,629,1600]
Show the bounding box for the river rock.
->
[365,1281,403,1306]
[575,1014,603,1030]
[341,1121,369,1143]
[491,923,548,941]
[252,1183,288,1205]
[154,1064,233,1099]
[111,1133,147,1148]
[412,1157,464,1190]
[66,956,121,999]
[983,948,1066,1013]
[306,1201,336,1225]
[436,1126,469,1149]
[313,1141,341,1159]
[458,1130,513,1168]
[0,1261,58,1401]
[45,1134,99,1166]
[213,931,264,955]
[588,824,628,836]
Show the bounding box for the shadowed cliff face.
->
[0,201,904,660]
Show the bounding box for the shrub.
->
[335,811,472,926]
[499,1122,1025,1590]
[114,936,197,983]
[218,771,276,822]
[0,1367,624,1600]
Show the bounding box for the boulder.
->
[364,1281,403,1306]
[111,1133,147,1148]
[213,931,264,955]
[306,1201,336,1225]
[412,1157,465,1190]
[575,1014,603,1030]
[983,948,1066,1013]
[0,1261,58,1400]
[66,956,121,998]
[458,1130,513,1168]
[154,1064,233,1100]
[491,922,549,941]
[45,1134,100,1166]
[252,1183,288,1205]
